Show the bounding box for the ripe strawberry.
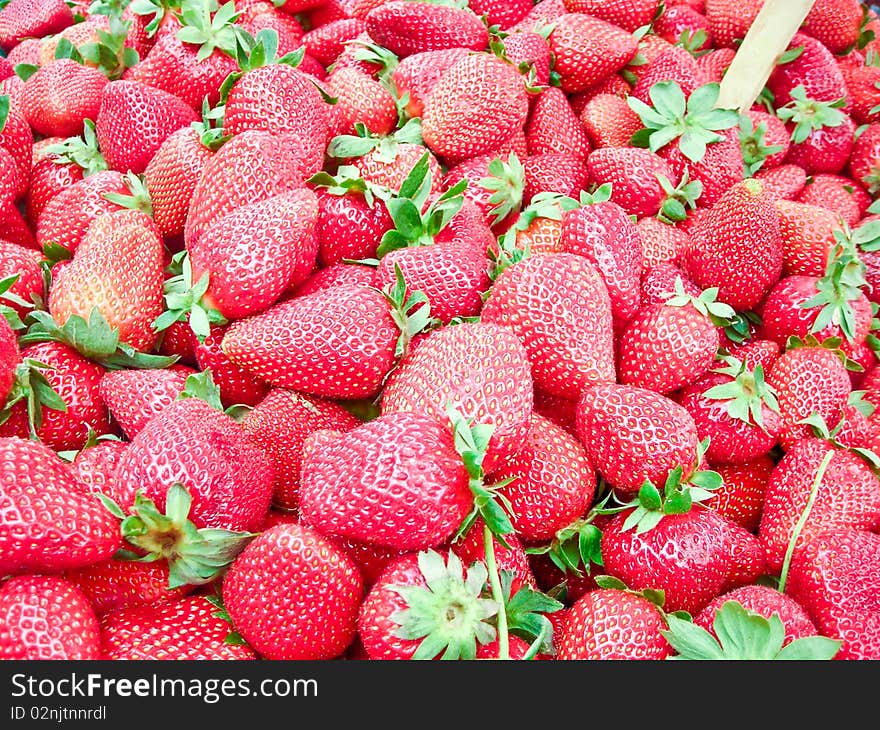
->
[241,3,305,56]
[775,200,843,277]
[328,67,397,138]
[766,33,849,110]
[0,575,100,659]
[364,1,488,57]
[0,436,119,574]
[755,163,808,201]
[69,439,135,508]
[526,87,591,161]
[223,522,363,660]
[500,29,552,88]
[681,178,783,310]
[422,53,529,165]
[100,596,257,660]
[639,263,699,305]
[557,588,672,660]
[839,58,880,126]
[548,13,638,94]
[0,100,32,201]
[242,388,361,511]
[488,414,595,542]
[802,0,863,55]
[654,4,712,48]
[380,322,533,473]
[302,17,364,67]
[785,528,880,660]
[586,147,677,219]
[349,139,443,194]
[49,209,164,352]
[481,252,615,399]
[709,456,774,532]
[521,153,589,205]
[631,46,706,105]
[581,93,643,150]
[19,59,108,139]
[470,0,533,28]
[759,439,880,573]
[617,283,731,394]
[98,365,195,439]
[300,411,471,551]
[575,383,700,497]
[778,90,854,176]
[0,317,18,402]
[292,262,375,297]
[390,47,469,119]
[191,325,270,408]
[0,0,73,52]
[65,559,191,615]
[452,517,537,594]
[796,173,870,227]
[0,239,41,323]
[849,123,880,194]
[740,108,790,175]
[114,397,274,532]
[559,192,642,329]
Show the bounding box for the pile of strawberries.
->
[1,0,880,662]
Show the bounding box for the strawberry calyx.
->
[674,28,710,56]
[662,600,841,660]
[152,251,228,343]
[477,152,525,226]
[174,0,240,60]
[661,277,736,326]
[703,355,781,430]
[628,80,740,163]
[308,164,389,208]
[20,309,178,369]
[191,97,229,150]
[798,408,880,470]
[776,85,847,145]
[0,273,35,331]
[327,117,423,163]
[523,515,604,579]
[0,95,8,134]
[344,38,400,82]
[100,483,257,589]
[497,569,563,658]
[0,358,67,439]
[592,574,669,612]
[72,15,140,79]
[785,334,865,372]
[102,171,153,217]
[175,367,225,411]
[217,28,305,104]
[204,593,249,646]
[721,310,761,345]
[41,120,109,177]
[656,171,702,223]
[129,0,181,37]
[387,549,499,660]
[374,263,437,358]
[375,151,465,256]
[738,114,785,176]
[56,425,121,462]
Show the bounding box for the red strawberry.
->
[766,32,849,110]
[470,0,533,29]
[380,322,533,472]
[19,59,108,138]
[100,596,256,660]
[190,325,269,408]
[422,53,529,165]
[639,263,699,305]
[223,523,363,660]
[775,200,843,277]
[65,558,191,615]
[755,162,808,201]
[709,456,774,532]
[0,436,119,574]
[681,178,783,310]
[0,239,41,323]
[0,575,100,659]
[740,108,790,174]
[0,100,32,202]
[758,439,880,573]
[778,90,854,176]
[526,87,591,161]
[242,388,361,511]
[0,0,73,52]
[364,1,488,57]
[481,252,615,399]
[0,317,18,404]
[488,414,595,542]
[631,46,706,104]
[849,122,880,195]
[581,93,643,150]
[564,0,660,31]
[654,4,713,48]
[302,17,365,67]
[802,0,863,55]
[575,383,699,497]
[501,29,552,88]
[69,439,135,508]
[390,47,468,119]
[796,173,870,227]
[785,528,880,660]
[452,517,536,594]
[300,411,472,550]
[548,13,638,94]
[839,57,880,126]
[328,67,397,138]
[292,262,375,297]
[113,397,275,532]
[587,147,677,218]
[557,588,672,660]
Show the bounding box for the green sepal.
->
[152,251,227,343]
[373,263,437,359]
[476,152,525,225]
[776,85,847,145]
[500,570,562,656]
[175,0,241,60]
[704,356,781,430]
[41,120,108,177]
[524,518,603,578]
[176,368,224,412]
[0,358,68,439]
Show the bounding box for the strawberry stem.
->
[482,522,509,661]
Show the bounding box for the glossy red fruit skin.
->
[785,528,880,660]
[69,440,135,509]
[557,588,672,660]
[19,59,108,138]
[113,398,275,533]
[223,523,363,660]
[755,163,807,201]
[390,47,469,119]
[587,147,675,219]
[0,437,120,574]
[784,114,855,176]
[0,0,74,52]
[796,173,870,227]
[766,32,849,110]
[481,253,615,399]
[600,508,734,615]
[315,187,392,267]
[364,1,488,57]
[299,412,472,551]
[758,439,880,574]
[100,596,257,660]
[291,263,375,297]
[380,322,534,473]
[0,575,100,660]
[220,285,399,401]
[242,389,361,511]
[708,456,775,532]
[487,414,595,542]
[575,383,699,497]
[0,315,19,404]
[694,584,818,646]
[192,325,269,409]
[774,200,841,277]
[64,559,191,616]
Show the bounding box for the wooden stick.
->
[715,0,817,112]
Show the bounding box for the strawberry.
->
[681,178,783,310]
[19,59,108,139]
[778,88,855,176]
[654,5,712,49]
[114,397,274,532]
[758,439,880,574]
[0,239,41,324]
[755,163,808,201]
[422,52,529,165]
[0,0,73,52]
[500,29,552,88]
[69,439,135,508]
[522,153,589,206]
[796,173,870,227]
[292,262,375,297]
[0,317,18,403]
[785,528,880,660]
[548,14,638,94]
[0,575,100,659]
[526,87,591,162]
[557,587,672,660]
[709,456,775,532]
[48,208,164,353]
[65,558,191,616]
[302,17,365,67]
[191,325,270,408]
[364,1,488,57]
[580,93,643,150]
[242,388,361,511]
[470,0,533,29]
[617,282,732,394]
[849,123,880,194]
[222,522,363,660]
[488,414,595,543]
[802,0,863,55]
[839,57,880,126]
[452,517,537,594]
[575,383,700,497]
[390,47,468,119]
[637,220,690,269]
[559,189,643,329]
[775,200,843,277]
[300,411,472,551]
[481,252,615,399]
[100,596,256,660]
[631,46,705,104]
[0,97,32,201]
[739,108,790,175]
[97,365,195,439]
[586,147,677,219]
[766,32,849,110]
[639,263,699,305]
[380,322,533,473]
[565,0,661,31]
[327,67,397,138]
[0,436,119,574]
